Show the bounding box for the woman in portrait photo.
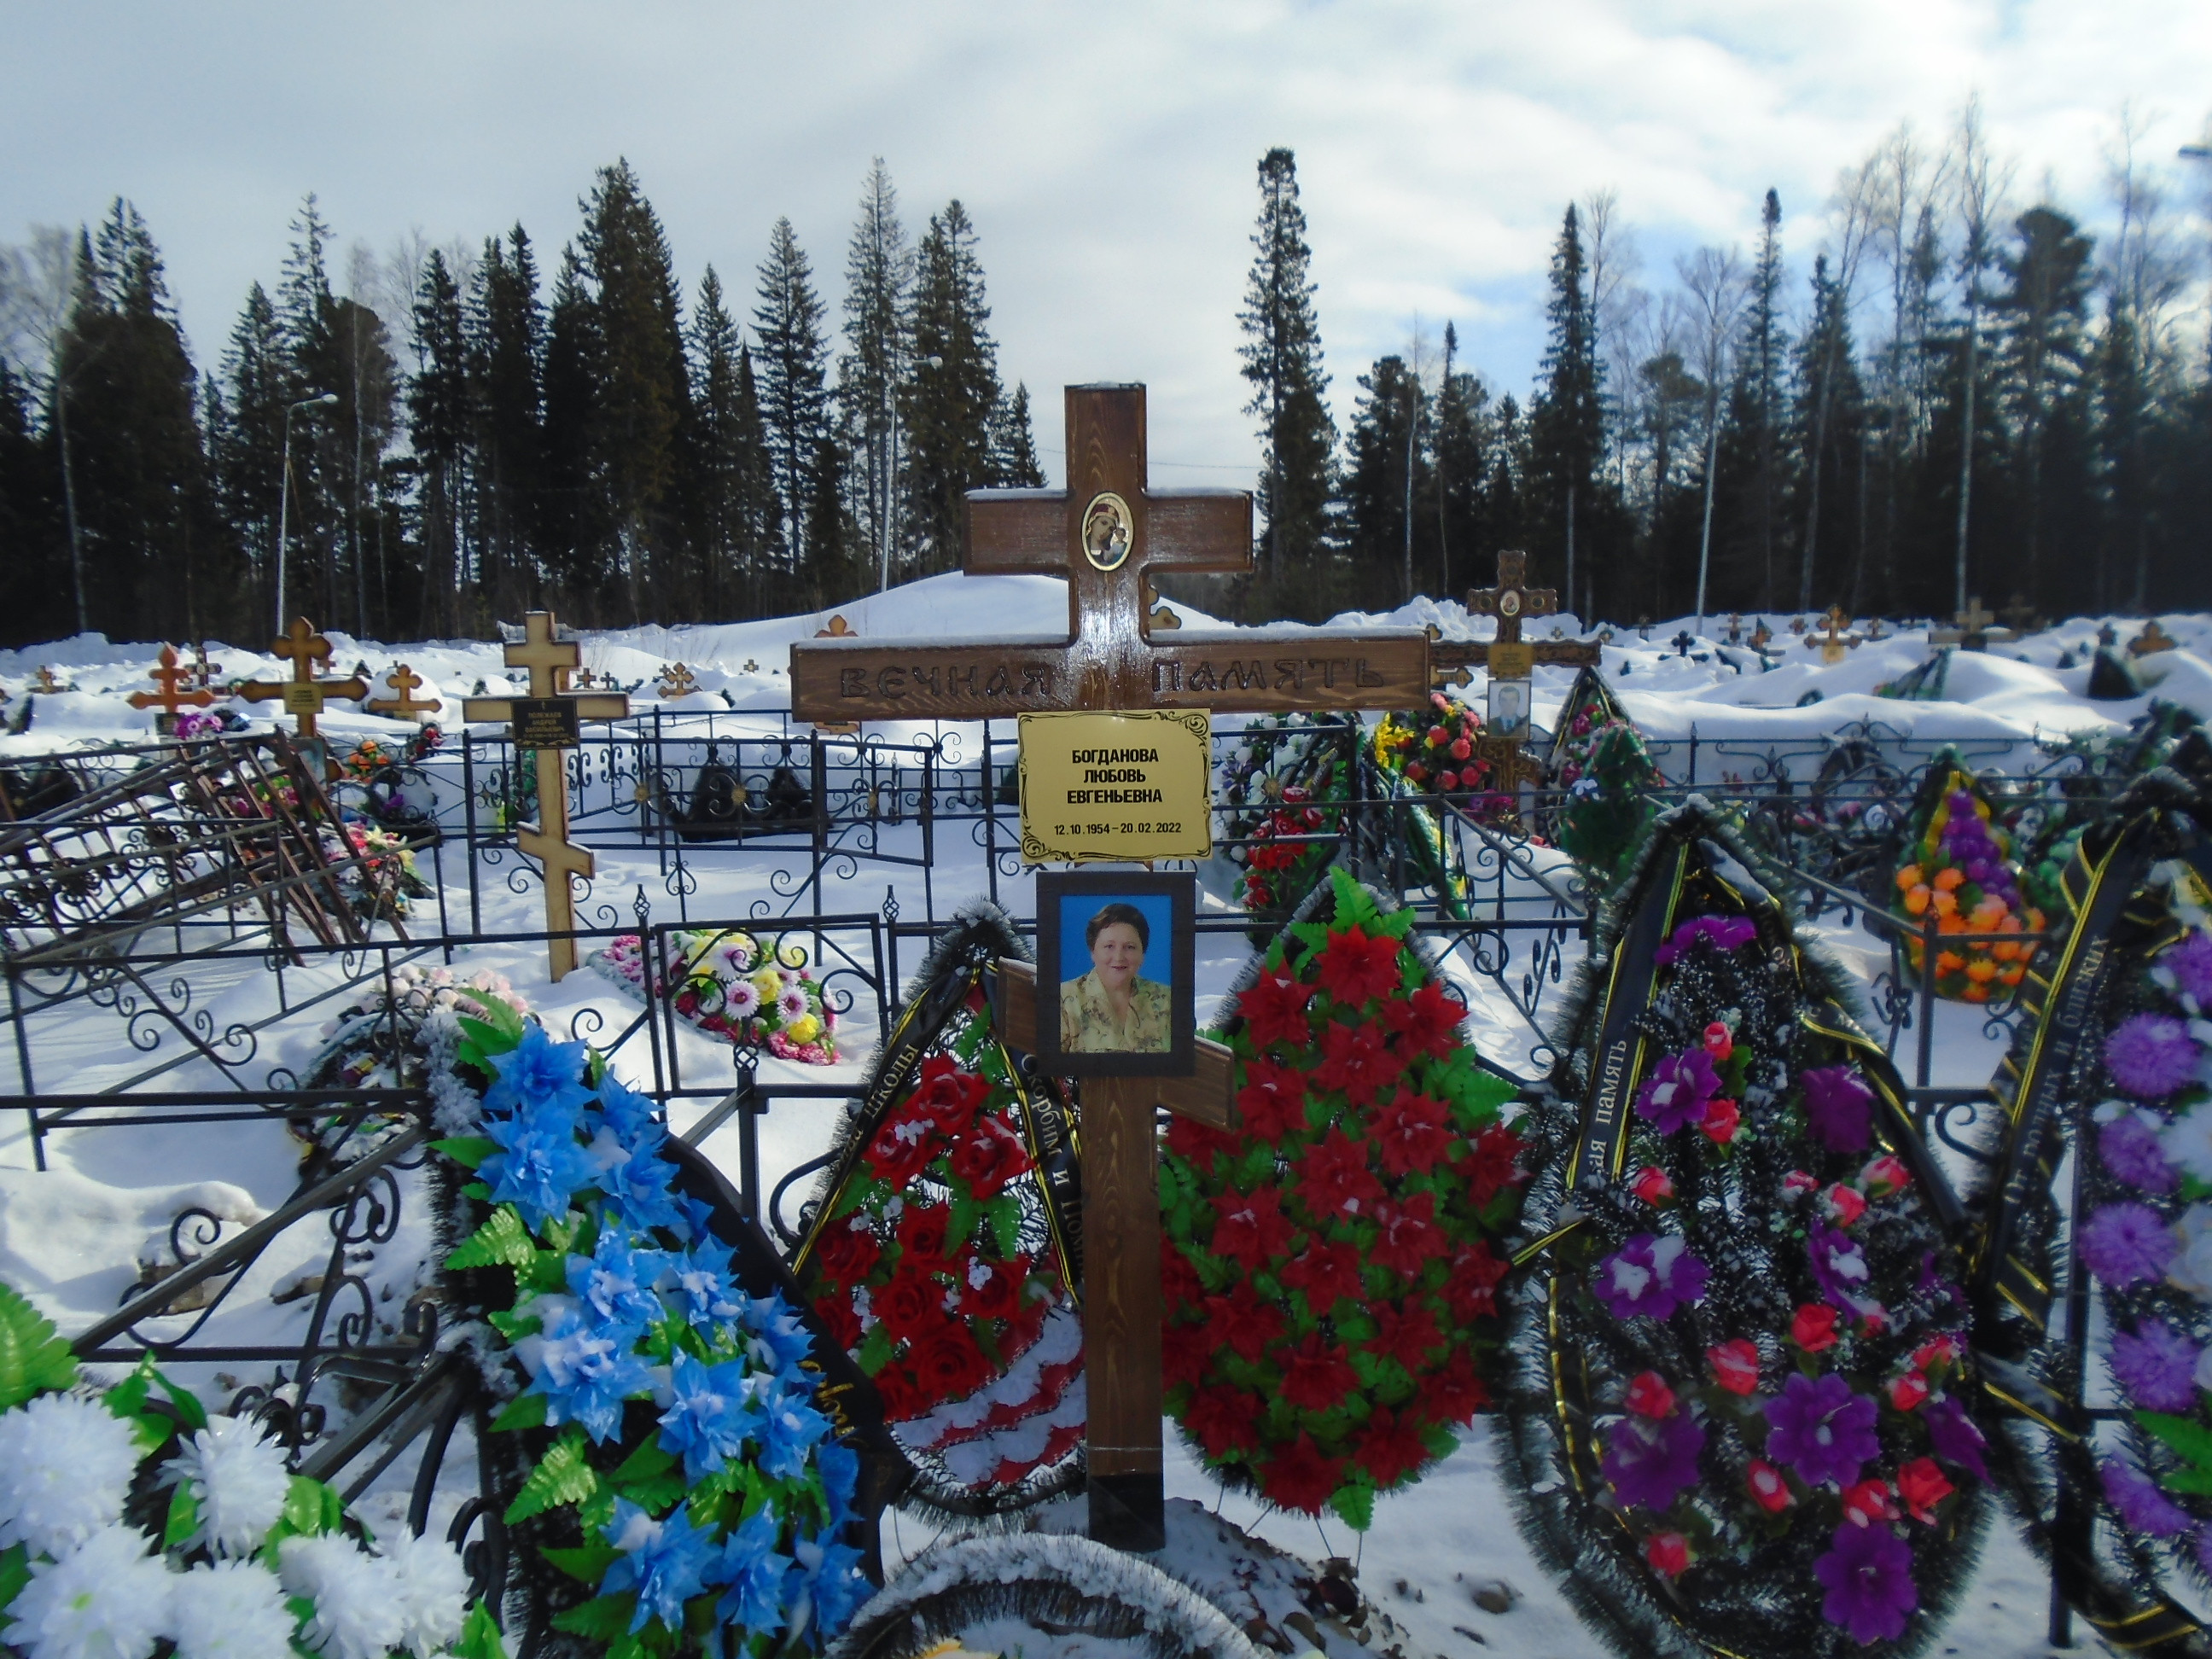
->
[1059,901,1172,1052]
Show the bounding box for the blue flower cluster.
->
[469,1020,871,1648]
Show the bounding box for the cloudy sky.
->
[5,0,2208,486]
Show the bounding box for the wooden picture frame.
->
[1029,870,1195,1077]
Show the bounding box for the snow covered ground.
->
[2,574,2206,1658]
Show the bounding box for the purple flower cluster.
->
[2105,1013,2202,1100]
[2168,930,2212,1008]
[2110,1320,2203,1412]
[2100,1112,2180,1193]
[1814,1521,1919,1645]
[1601,1412,1707,1511]
[1633,1048,1722,1134]
[1592,1234,1709,1321]
[2101,1459,2193,1538]
[1655,913,1758,965]
[1935,791,2021,910]
[1764,1372,1880,1488]
[2079,1201,2180,1288]
[1921,1395,1989,1482]
[1801,1064,1875,1153]
[1807,1220,1884,1324]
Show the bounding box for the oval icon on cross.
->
[1081,492,1134,573]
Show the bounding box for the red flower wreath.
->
[1160,867,1529,1528]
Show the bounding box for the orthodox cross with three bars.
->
[1431,550,1600,685]
[794,384,1439,1552]
[462,612,632,981]
[128,644,219,724]
[235,619,370,759]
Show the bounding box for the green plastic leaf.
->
[2160,1467,2212,1496]
[2136,1411,2212,1473]
[105,1355,157,1419]
[0,1542,32,1614]
[164,1484,201,1549]
[156,1370,209,1433]
[613,1439,678,1485]
[504,1428,600,1525]
[855,1321,894,1376]
[486,1308,543,1343]
[489,1390,550,1433]
[445,1207,538,1272]
[453,1601,510,1659]
[551,1595,637,1639]
[541,1541,622,1585]
[0,1282,77,1409]
[432,1137,500,1171]
[1328,1480,1377,1532]
[986,1195,1022,1260]
[457,989,527,1044]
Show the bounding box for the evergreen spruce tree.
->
[754,216,832,588]
[1237,148,1336,618]
[690,264,746,615]
[1341,355,1428,603]
[1485,392,1527,561]
[214,280,289,624]
[1790,253,1865,612]
[0,362,53,638]
[1739,189,1786,608]
[730,341,783,613]
[901,201,1000,574]
[1527,204,1609,618]
[1429,321,1490,598]
[989,381,1044,487]
[1990,206,2094,609]
[837,160,910,592]
[276,195,345,620]
[471,224,544,622]
[581,160,690,623]
[540,243,608,605]
[407,247,469,635]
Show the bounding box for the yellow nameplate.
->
[1017,710,1212,864]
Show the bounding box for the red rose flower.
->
[1205,1284,1288,1360]
[864,1114,938,1185]
[1167,1115,1236,1163]
[1841,1479,1900,1528]
[1703,1021,1734,1061]
[1238,967,1316,1051]
[875,1269,945,1343]
[963,1256,1029,1322]
[1385,980,1465,1059]
[1825,1183,1869,1226]
[912,1056,988,1136]
[1745,1459,1792,1513]
[1355,1406,1433,1487]
[1260,1433,1345,1515]
[817,1294,862,1349]
[1624,1371,1676,1418]
[1645,1533,1691,1577]
[949,1113,1033,1199]
[1444,1241,1509,1321]
[1208,1186,1295,1268]
[1370,1091,1452,1176]
[1896,1457,1954,1522]
[1161,1243,1204,1313]
[1423,1353,1489,1423]
[1313,1020,1405,1107]
[1318,925,1404,1009]
[815,1218,881,1284]
[1629,1165,1675,1204]
[1699,1098,1741,1144]
[1295,1128,1384,1220]
[1366,1301,1443,1371]
[1464,1123,1528,1206]
[1707,1339,1761,1395]
[1886,1371,1930,1412]
[1278,1240,1365,1313]
[1790,1304,1840,1353]
[1912,1334,1959,1374]
[1860,1154,1911,1196]
[1783,1169,1820,1197]
[1279,1332,1360,1412]
[1371,1191,1447,1276]
[870,1362,924,1422]
[1234,1058,1309,1141]
[911,1324,992,1400]
[1162,1319,1213,1388]
[1184,1386,1262,1459]
[897,1202,953,1270]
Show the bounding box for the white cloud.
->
[3,0,2205,486]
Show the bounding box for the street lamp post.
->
[276,392,339,635]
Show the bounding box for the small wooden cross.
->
[30,667,62,695]
[461,611,632,981]
[1787,614,1807,636]
[364,663,440,721]
[1725,614,1743,644]
[657,661,700,699]
[1930,597,1996,652]
[790,386,1431,719]
[992,958,1235,1551]
[1803,606,1862,666]
[1669,630,1697,658]
[2129,620,2179,659]
[1862,617,1889,643]
[190,643,220,690]
[1747,619,1773,653]
[2098,622,2120,649]
[234,618,370,755]
[1432,549,1600,686]
[2000,594,2042,636]
[127,644,220,723]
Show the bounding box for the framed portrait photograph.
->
[1031,870,1196,1076]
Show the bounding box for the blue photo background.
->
[1058,891,1174,987]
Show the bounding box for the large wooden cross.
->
[994,958,1234,1551]
[128,644,219,726]
[461,612,631,981]
[235,619,370,765]
[790,385,1432,719]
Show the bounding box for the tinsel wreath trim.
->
[830,1534,1267,1659]
[792,898,1087,1524]
[1958,770,2212,1656]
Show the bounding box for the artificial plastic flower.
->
[1600,1411,1706,1511]
[0,1391,141,1557]
[1801,1065,1876,1153]
[2101,1111,2181,1193]
[713,1505,793,1633]
[658,1352,764,1481]
[373,1528,470,1659]
[525,1304,655,1442]
[601,1499,721,1633]
[160,1414,292,1558]
[1813,1520,1918,1644]
[2077,1201,2180,1288]
[1655,914,1757,964]
[2100,1458,2193,1538]
[1633,1048,1722,1135]
[1592,1234,1709,1321]
[2105,1012,2202,1099]
[1708,1340,1761,1394]
[1764,1373,1879,1489]
[2110,1319,2203,1412]
[166,1559,296,1659]
[4,1524,174,1659]
[278,1535,408,1659]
